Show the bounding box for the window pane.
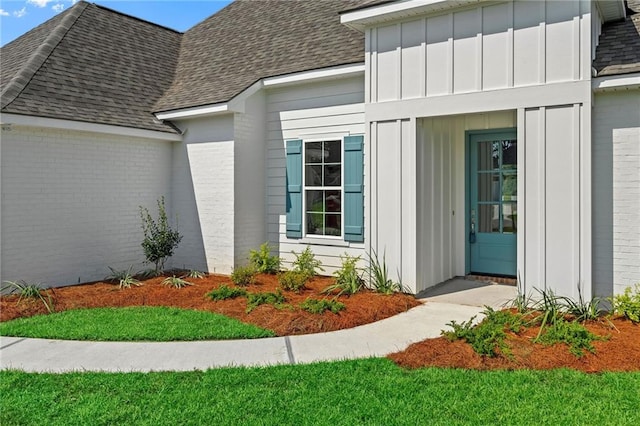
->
[306,190,324,213]
[326,190,341,212]
[305,142,323,163]
[478,173,500,202]
[502,203,517,233]
[502,173,517,201]
[502,139,517,169]
[306,213,323,235]
[325,141,341,163]
[478,204,500,233]
[305,165,322,187]
[478,141,500,170]
[325,214,341,236]
[324,165,341,186]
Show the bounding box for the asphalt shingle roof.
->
[1,1,182,133]
[153,0,365,113]
[594,2,640,77]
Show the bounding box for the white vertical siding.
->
[266,76,365,273]
[1,126,173,287]
[521,104,588,299]
[367,0,592,103]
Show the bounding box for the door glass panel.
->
[478,173,500,202]
[478,204,500,233]
[502,139,517,170]
[502,203,517,233]
[477,141,500,170]
[502,173,517,201]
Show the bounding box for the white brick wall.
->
[1,125,173,287]
[593,90,640,296]
[171,115,235,274]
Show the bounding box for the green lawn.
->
[0,307,274,341]
[2,359,639,425]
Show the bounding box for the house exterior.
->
[1,0,638,299]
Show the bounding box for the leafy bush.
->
[206,285,247,301]
[249,243,281,274]
[300,298,345,314]
[611,284,640,323]
[442,307,524,357]
[140,196,182,273]
[367,250,403,294]
[324,254,364,296]
[534,318,605,357]
[105,266,141,289]
[292,246,323,278]
[230,265,257,286]
[1,280,55,313]
[278,270,308,292]
[246,289,288,313]
[161,276,192,288]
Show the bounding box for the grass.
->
[1,359,639,425]
[0,307,274,341]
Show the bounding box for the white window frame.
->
[302,137,344,240]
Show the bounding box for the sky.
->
[0,0,233,46]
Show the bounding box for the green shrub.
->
[230,265,257,286]
[249,243,281,274]
[105,266,141,289]
[206,285,247,301]
[161,276,192,288]
[185,270,205,279]
[324,254,364,296]
[442,307,524,357]
[300,298,345,314]
[534,318,605,357]
[140,196,182,273]
[367,250,403,294]
[611,284,640,323]
[1,280,55,313]
[246,290,288,313]
[278,270,308,292]
[292,246,323,278]
[560,285,605,322]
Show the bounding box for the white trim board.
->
[592,73,640,92]
[0,113,182,141]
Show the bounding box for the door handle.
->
[469,209,476,244]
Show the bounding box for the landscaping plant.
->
[278,270,308,292]
[185,269,205,279]
[611,284,640,323]
[105,266,141,289]
[161,276,192,288]
[245,289,288,313]
[300,298,345,314]
[206,285,247,301]
[559,285,605,322]
[230,265,257,286]
[323,253,364,296]
[249,243,281,274]
[367,250,403,294]
[533,318,605,357]
[140,196,182,274]
[1,280,55,313]
[291,246,323,277]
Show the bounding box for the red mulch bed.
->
[389,316,640,373]
[0,273,420,336]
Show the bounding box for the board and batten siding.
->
[265,76,366,273]
[1,125,173,287]
[366,0,592,103]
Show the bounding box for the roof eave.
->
[596,0,626,23]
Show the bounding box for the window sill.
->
[299,237,351,248]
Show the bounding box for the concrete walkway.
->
[0,279,515,373]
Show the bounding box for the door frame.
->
[465,127,518,276]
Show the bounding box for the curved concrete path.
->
[0,280,515,373]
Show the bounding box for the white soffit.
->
[596,0,626,23]
[0,113,182,141]
[341,0,480,31]
[592,72,640,91]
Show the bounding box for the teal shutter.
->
[285,139,303,238]
[343,135,364,242]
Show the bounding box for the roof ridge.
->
[92,2,182,35]
[1,1,88,110]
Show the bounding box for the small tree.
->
[140,196,182,273]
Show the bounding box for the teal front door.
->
[468,129,517,276]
